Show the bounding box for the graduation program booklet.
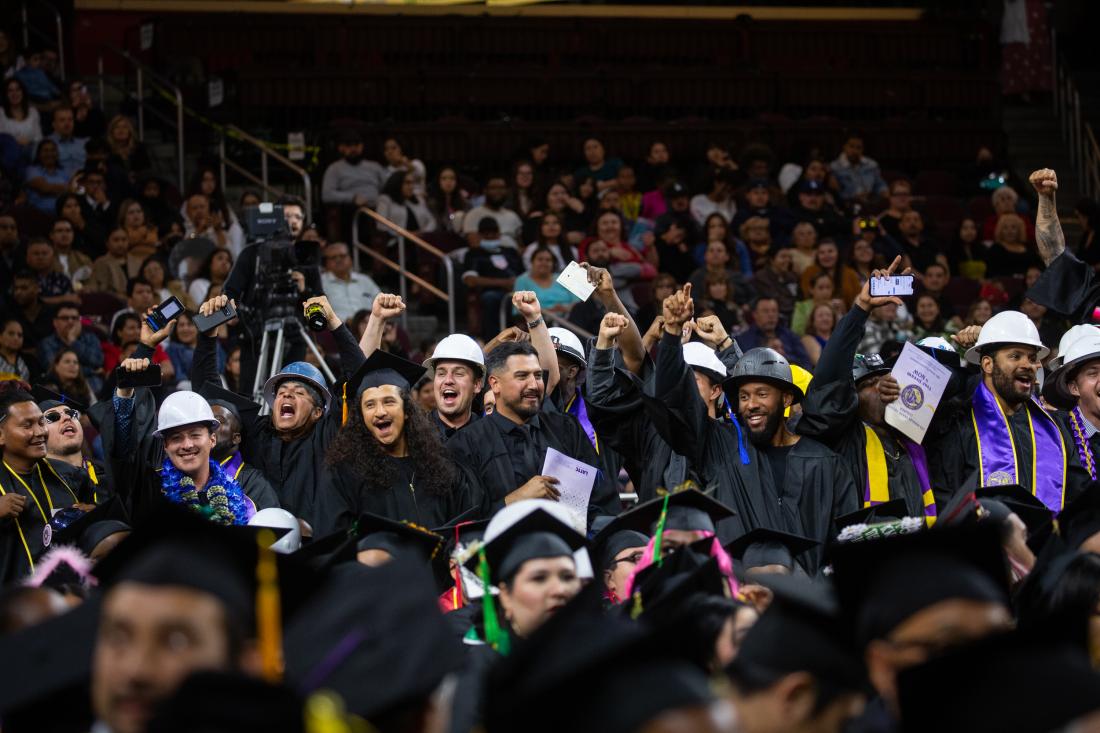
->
[541,447,597,529]
[884,341,952,444]
[556,261,596,302]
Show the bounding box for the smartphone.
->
[117,364,162,388]
[869,275,914,297]
[146,296,185,332]
[193,301,237,334]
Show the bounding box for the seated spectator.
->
[111,275,156,330]
[895,210,944,275]
[48,217,93,287]
[799,238,862,307]
[701,213,752,275]
[462,217,524,340]
[847,236,881,285]
[696,271,744,332]
[791,272,841,336]
[86,227,130,297]
[426,166,471,236]
[38,303,105,393]
[57,191,106,257]
[740,216,775,274]
[0,213,18,281]
[635,272,677,335]
[14,45,60,102]
[912,293,958,342]
[654,186,701,282]
[321,128,387,209]
[858,302,911,357]
[522,212,576,271]
[791,179,848,241]
[0,77,40,153]
[506,159,540,220]
[117,198,159,275]
[25,238,78,307]
[79,166,115,235]
[105,114,152,178]
[580,211,655,312]
[68,80,105,139]
[165,311,223,391]
[739,143,773,182]
[320,241,380,321]
[139,255,192,310]
[0,317,41,382]
[801,302,837,368]
[381,136,427,199]
[829,134,888,205]
[690,168,737,226]
[688,239,753,307]
[376,170,438,243]
[783,155,841,208]
[952,217,988,281]
[636,140,673,194]
[9,270,53,343]
[788,221,818,275]
[523,180,589,246]
[135,172,177,234]
[0,30,23,79]
[183,193,244,258]
[181,165,244,242]
[513,245,577,317]
[25,139,70,214]
[461,175,523,245]
[100,311,173,385]
[41,348,97,406]
[916,262,957,324]
[574,137,622,193]
[985,213,1042,278]
[964,298,993,327]
[223,344,242,393]
[731,178,795,246]
[47,106,88,176]
[751,248,799,322]
[187,248,233,305]
[982,185,1034,243]
[877,178,913,241]
[852,215,901,272]
[615,165,642,225]
[735,295,811,369]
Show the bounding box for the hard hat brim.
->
[153,418,221,438]
[722,374,804,405]
[964,342,1050,365]
[1046,348,1100,411]
[421,355,486,379]
[263,372,332,413]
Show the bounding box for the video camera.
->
[237,203,322,319]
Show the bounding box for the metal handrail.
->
[220,125,312,217]
[96,44,184,190]
[21,0,63,77]
[351,206,456,333]
[1086,125,1100,202]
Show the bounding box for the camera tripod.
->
[250,315,337,416]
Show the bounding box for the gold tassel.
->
[255,529,283,683]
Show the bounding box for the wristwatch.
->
[527,316,544,329]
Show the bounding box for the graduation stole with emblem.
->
[970,381,1066,511]
[862,426,937,526]
[565,389,598,453]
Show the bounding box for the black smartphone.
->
[146,296,185,332]
[193,301,237,334]
[117,364,162,388]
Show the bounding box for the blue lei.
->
[159,457,254,525]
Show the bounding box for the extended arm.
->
[1031,168,1067,266]
[513,291,561,396]
[583,263,645,375]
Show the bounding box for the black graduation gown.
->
[446,408,621,522]
[0,458,96,584]
[431,409,480,442]
[795,306,928,517]
[92,385,166,525]
[237,462,280,510]
[651,331,858,571]
[1025,250,1100,321]
[543,386,624,501]
[49,457,113,505]
[313,454,482,534]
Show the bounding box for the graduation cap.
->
[434,518,493,604]
[616,488,736,537]
[288,529,358,571]
[590,513,650,574]
[0,600,99,733]
[726,574,865,693]
[346,348,428,401]
[147,671,306,733]
[834,498,910,531]
[283,557,465,721]
[1056,482,1100,550]
[45,496,130,553]
[197,381,259,427]
[975,484,1054,532]
[483,584,715,733]
[830,524,1011,646]
[31,384,88,414]
[464,508,586,586]
[355,512,445,563]
[896,632,1100,733]
[725,527,818,575]
[628,544,729,622]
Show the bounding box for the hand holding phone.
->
[869,275,914,297]
[115,358,162,395]
[146,296,185,332]
[194,295,237,334]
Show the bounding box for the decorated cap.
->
[465,508,586,586]
[725,527,819,575]
[355,512,444,564]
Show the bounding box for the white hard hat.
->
[916,336,964,367]
[1048,333,1100,410]
[154,390,220,437]
[1048,324,1100,371]
[964,310,1049,365]
[248,508,302,554]
[682,342,727,382]
[424,334,486,378]
[548,327,586,366]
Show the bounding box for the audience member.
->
[187,248,233,305]
[736,295,812,368]
[792,272,841,336]
[322,128,387,209]
[117,198,159,275]
[139,255,192,310]
[800,301,837,368]
[427,165,471,236]
[799,239,861,307]
[985,213,1042,278]
[41,347,97,405]
[183,193,243,257]
[635,139,673,193]
[381,136,427,199]
[751,247,799,321]
[376,170,438,243]
[580,211,655,312]
[895,210,943,274]
[48,217,92,287]
[521,212,576,271]
[10,270,53,343]
[513,245,577,317]
[791,179,848,240]
[68,80,106,139]
[982,184,1034,242]
[877,178,913,240]
[57,191,106,257]
[24,139,70,214]
[829,134,888,204]
[573,137,623,192]
[25,238,78,307]
[911,293,957,341]
[37,303,105,392]
[462,217,525,339]
[0,317,39,382]
[690,168,738,226]
[105,114,151,177]
[788,221,818,275]
[688,239,753,307]
[86,227,130,297]
[47,106,87,175]
[0,77,40,152]
[506,159,540,220]
[731,178,795,245]
[462,175,523,245]
[952,216,988,280]
[321,241,381,321]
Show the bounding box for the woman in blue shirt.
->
[25,138,71,214]
[513,246,578,317]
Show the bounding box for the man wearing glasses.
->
[37,391,112,503]
[320,241,381,322]
[37,304,105,394]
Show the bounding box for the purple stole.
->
[220,452,245,482]
[970,381,1067,511]
[566,390,599,453]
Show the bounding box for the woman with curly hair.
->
[316,347,481,533]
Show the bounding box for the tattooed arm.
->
[1030,168,1066,265]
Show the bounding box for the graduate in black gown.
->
[194,383,280,511]
[0,386,97,584]
[34,387,113,503]
[1044,331,1100,482]
[313,349,482,534]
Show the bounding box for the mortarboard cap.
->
[284,558,465,721]
[1056,482,1100,550]
[591,513,650,573]
[465,508,586,585]
[725,527,818,574]
[616,488,736,537]
[834,498,910,530]
[831,524,1010,646]
[628,543,728,624]
[975,483,1053,534]
[727,574,865,693]
[346,348,428,402]
[146,671,306,733]
[46,496,129,552]
[31,384,89,414]
[897,632,1100,733]
[355,512,444,563]
[288,529,358,571]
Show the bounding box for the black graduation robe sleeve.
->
[1025,250,1099,322]
[812,304,868,387]
[189,330,222,393]
[239,466,280,510]
[649,331,710,463]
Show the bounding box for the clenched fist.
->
[1029,168,1058,198]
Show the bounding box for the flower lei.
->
[1069,407,1097,480]
[160,457,254,525]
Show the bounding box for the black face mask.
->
[344,154,364,166]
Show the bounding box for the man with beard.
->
[923,310,1090,511]
[0,386,97,583]
[321,128,387,210]
[36,387,113,502]
[461,175,523,246]
[655,284,857,569]
[191,293,374,527]
[314,349,481,533]
[795,257,937,522]
[194,383,279,511]
[423,333,486,440]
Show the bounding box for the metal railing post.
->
[1076,90,1084,190]
[261,152,269,200]
[175,87,184,191]
[351,214,361,272]
[136,66,145,140]
[21,3,29,48]
[444,258,455,333]
[54,9,64,77]
[97,55,105,114]
[219,136,227,194]
[302,173,312,225]
[397,236,409,329]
